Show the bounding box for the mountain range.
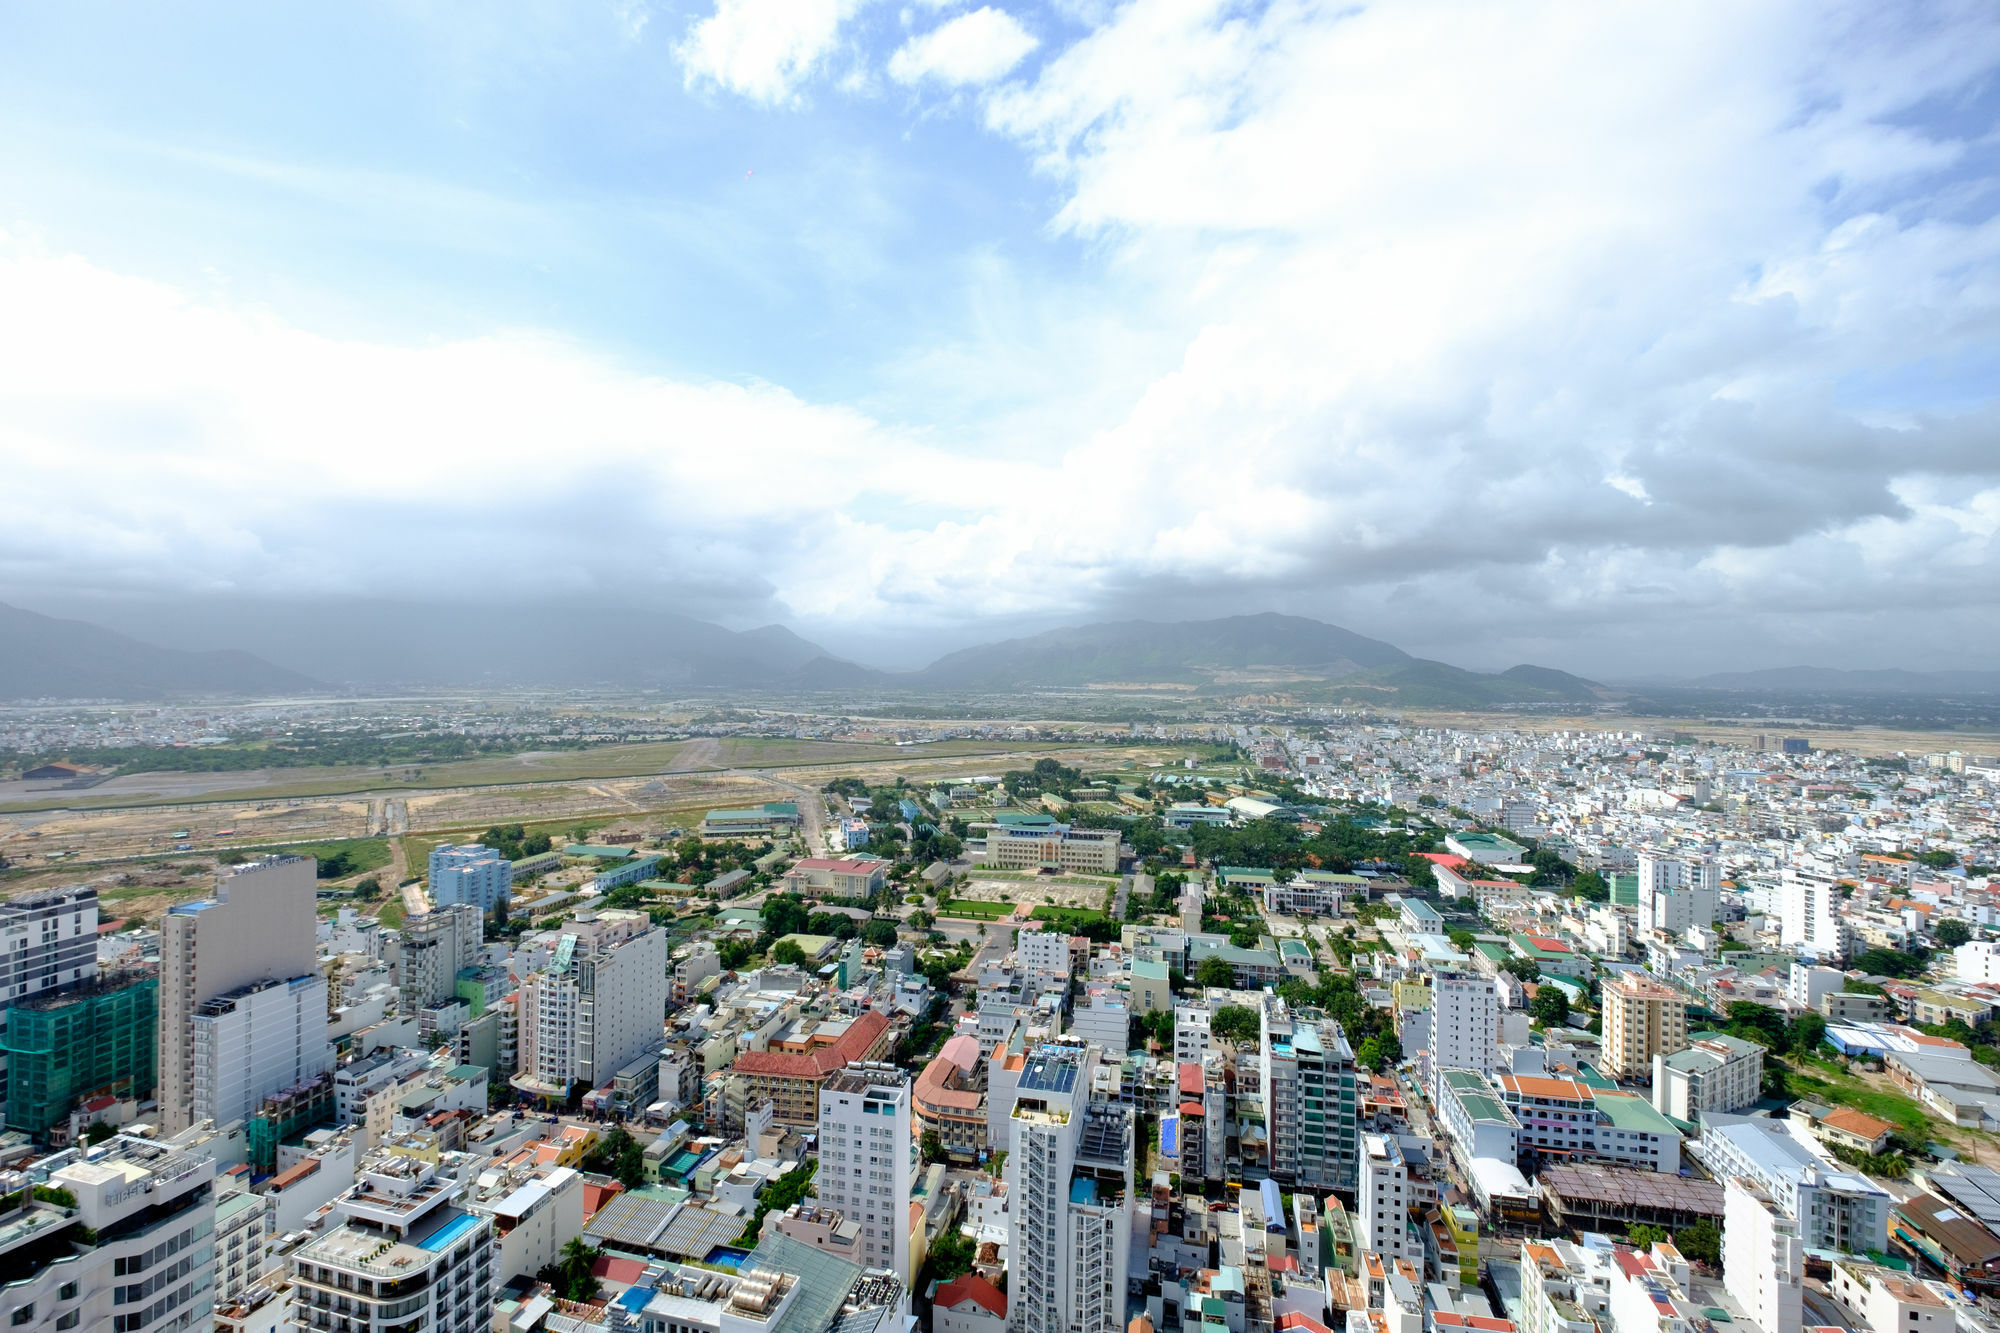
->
[0,601,1610,707]
[1684,666,2000,694]
[0,602,321,700]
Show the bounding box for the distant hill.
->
[891,613,1608,707]
[1686,666,2000,695]
[0,602,321,701]
[42,599,874,690]
[910,613,1412,689]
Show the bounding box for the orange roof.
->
[270,1157,322,1190]
[1820,1107,1896,1139]
[731,1010,890,1079]
[1179,1063,1205,1096]
[582,1181,624,1218]
[935,1273,1007,1318]
[1498,1074,1591,1100]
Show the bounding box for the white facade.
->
[515,912,668,1097]
[1723,1177,1802,1333]
[1430,971,1499,1082]
[1829,1259,1953,1333]
[292,1157,494,1333]
[390,904,483,1015]
[188,973,334,1128]
[818,1063,915,1286]
[1636,852,1719,936]
[1651,1033,1763,1121]
[160,855,321,1134]
[0,1134,219,1333]
[1357,1134,1420,1266]
[1957,940,2000,983]
[1005,1043,1132,1333]
[468,1165,583,1287]
[1016,930,1072,981]
[1780,866,1848,959]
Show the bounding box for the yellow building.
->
[1601,972,1689,1079]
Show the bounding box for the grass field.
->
[1788,1056,1942,1140]
[1031,905,1109,928]
[267,837,393,877]
[939,900,1016,921]
[0,737,1072,813]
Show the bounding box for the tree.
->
[920,1129,944,1163]
[84,1121,115,1145]
[925,1227,977,1283]
[1196,956,1235,990]
[1937,919,1973,948]
[1675,1219,1722,1266]
[1447,928,1475,953]
[1357,1036,1385,1070]
[909,909,935,930]
[1531,986,1571,1028]
[1920,849,1959,869]
[1787,1011,1827,1057]
[354,877,381,900]
[863,919,900,948]
[1571,869,1609,902]
[772,940,808,968]
[761,894,810,938]
[539,1237,601,1302]
[1500,956,1541,983]
[1627,1224,1669,1251]
[1211,1005,1261,1044]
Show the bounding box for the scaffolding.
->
[1,972,157,1136]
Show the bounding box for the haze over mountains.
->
[4,600,1994,705]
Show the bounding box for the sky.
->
[2,1,1999,677]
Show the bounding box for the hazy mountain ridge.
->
[0,602,320,700]
[1685,666,2000,694]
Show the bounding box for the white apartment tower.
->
[390,903,484,1015]
[1430,970,1500,1084]
[1005,1042,1133,1333]
[291,1155,495,1333]
[1357,1134,1420,1266]
[0,1133,219,1333]
[160,856,323,1134]
[1723,1176,1803,1333]
[818,1063,915,1285]
[1781,866,1848,960]
[0,884,98,1105]
[1636,851,1720,937]
[1015,929,1072,981]
[189,973,335,1127]
[513,910,668,1099]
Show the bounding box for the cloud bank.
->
[5,1,2000,674]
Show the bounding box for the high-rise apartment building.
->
[1357,1133,1421,1266]
[3,971,157,1136]
[1651,1031,1763,1121]
[160,856,322,1134]
[389,903,484,1015]
[513,909,667,1099]
[188,973,335,1128]
[1258,995,1359,1192]
[0,884,98,1003]
[1429,970,1499,1085]
[1600,972,1688,1080]
[1636,852,1720,937]
[428,844,513,917]
[291,1155,494,1333]
[1723,1176,1803,1333]
[818,1063,915,1285]
[1780,866,1848,960]
[1004,1042,1132,1333]
[0,1132,219,1333]
[0,884,100,1107]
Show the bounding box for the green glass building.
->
[2,973,157,1136]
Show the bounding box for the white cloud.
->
[889,7,1038,85]
[677,0,867,103]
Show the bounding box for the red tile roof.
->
[935,1273,1007,1318]
[591,1255,650,1286]
[731,1009,891,1078]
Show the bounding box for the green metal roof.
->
[1593,1091,1678,1134]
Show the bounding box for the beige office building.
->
[160,855,322,1133]
[1600,972,1689,1080]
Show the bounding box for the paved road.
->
[1803,1288,1854,1331]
